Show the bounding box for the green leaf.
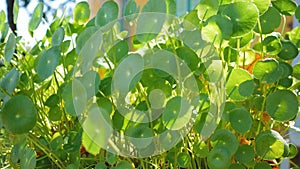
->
[234,144,255,164]
[221,2,259,37]
[177,152,191,168]
[0,68,19,94]
[296,6,300,22]
[254,7,281,34]
[114,160,132,169]
[229,163,246,169]
[82,132,101,156]
[176,47,199,71]
[287,144,298,158]
[106,151,118,165]
[95,162,107,169]
[97,97,113,115]
[255,130,286,160]
[45,94,60,107]
[272,0,297,16]
[196,0,218,21]
[74,2,90,25]
[183,10,200,31]
[125,125,153,149]
[0,11,6,30]
[49,133,63,151]
[207,146,231,169]
[278,61,292,78]
[28,2,44,31]
[252,0,271,15]
[4,33,16,63]
[77,70,101,99]
[76,26,98,55]
[193,142,209,158]
[202,14,233,46]
[226,68,254,101]
[254,162,272,169]
[278,40,299,60]
[13,0,19,24]
[36,46,61,80]
[287,27,300,48]
[0,95,37,134]
[108,40,129,64]
[166,0,176,16]
[62,80,87,116]
[162,96,191,130]
[262,35,282,55]
[266,90,298,122]
[136,0,166,42]
[52,27,65,46]
[229,108,252,134]
[82,104,112,148]
[211,129,238,155]
[124,0,140,22]
[229,32,253,49]
[48,106,62,121]
[293,64,300,80]
[253,59,281,83]
[95,1,119,27]
[20,148,36,169]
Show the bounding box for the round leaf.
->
[229,108,252,134]
[0,68,19,95]
[193,142,209,158]
[20,148,36,169]
[252,0,271,15]
[74,2,90,25]
[28,2,43,31]
[210,129,238,155]
[266,90,298,122]
[254,7,281,34]
[272,0,297,16]
[125,125,153,149]
[45,94,60,107]
[176,47,199,71]
[162,96,191,130]
[36,46,61,80]
[221,2,259,37]
[196,0,218,21]
[253,59,281,83]
[124,0,140,22]
[234,144,255,163]
[52,27,65,46]
[136,0,166,42]
[202,15,233,46]
[262,36,282,55]
[108,40,129,64]
[4,33,16,63]
[207,146,231,169]
[254,162,272,169]
[177,152,191,168]
[114,160,132,169]
[293,64,300,80]
[1,95,37,134]
[278,40,299,60]
[82,132,101,156]
[48,106,62,121]
[229,163,246,169]
[255,130,286,160]
[226,68,254,101]
[76,26,98,54]
[95,1,119,27]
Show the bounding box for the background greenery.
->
[0,0,300,168]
